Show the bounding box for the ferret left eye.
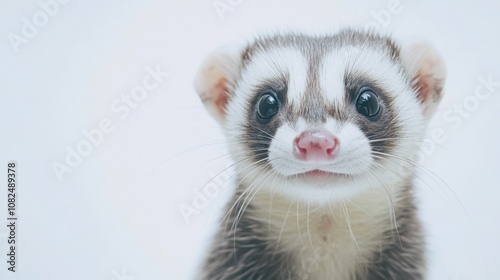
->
[256,92,279,122]
[356,88,381,120]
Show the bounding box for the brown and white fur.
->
[193,29,446,279]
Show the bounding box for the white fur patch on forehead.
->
[319,46,424,137]
[241,47,308,104]
[320,46,406,104]
[225,47,308,130]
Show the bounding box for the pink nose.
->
[294,130,339,161]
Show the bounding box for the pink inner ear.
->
[213,77,229,116]
[415,72,431,104]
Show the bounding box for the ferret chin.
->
[193,29,446,279]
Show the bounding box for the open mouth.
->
[300,169,337,178]
[293,169,352,180]
[305,169,332,175]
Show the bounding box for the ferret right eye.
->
[256,92,279,122]
[355,87,381,121]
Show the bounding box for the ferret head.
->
[194,30,446,204]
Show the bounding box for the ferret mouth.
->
[296,169,342,179]
[303,169,333,176]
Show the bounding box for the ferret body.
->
[193,29,446,279]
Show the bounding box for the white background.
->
[1,0,499,279]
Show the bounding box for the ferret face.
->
[195,31,445,203]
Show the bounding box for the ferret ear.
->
[401,42,446,118]
[193,45,243,124]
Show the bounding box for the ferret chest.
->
[251,189,392,279]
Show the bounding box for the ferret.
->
[193,29,446,280]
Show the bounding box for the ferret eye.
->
[256,92,279,122]
[356,88,381,120]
